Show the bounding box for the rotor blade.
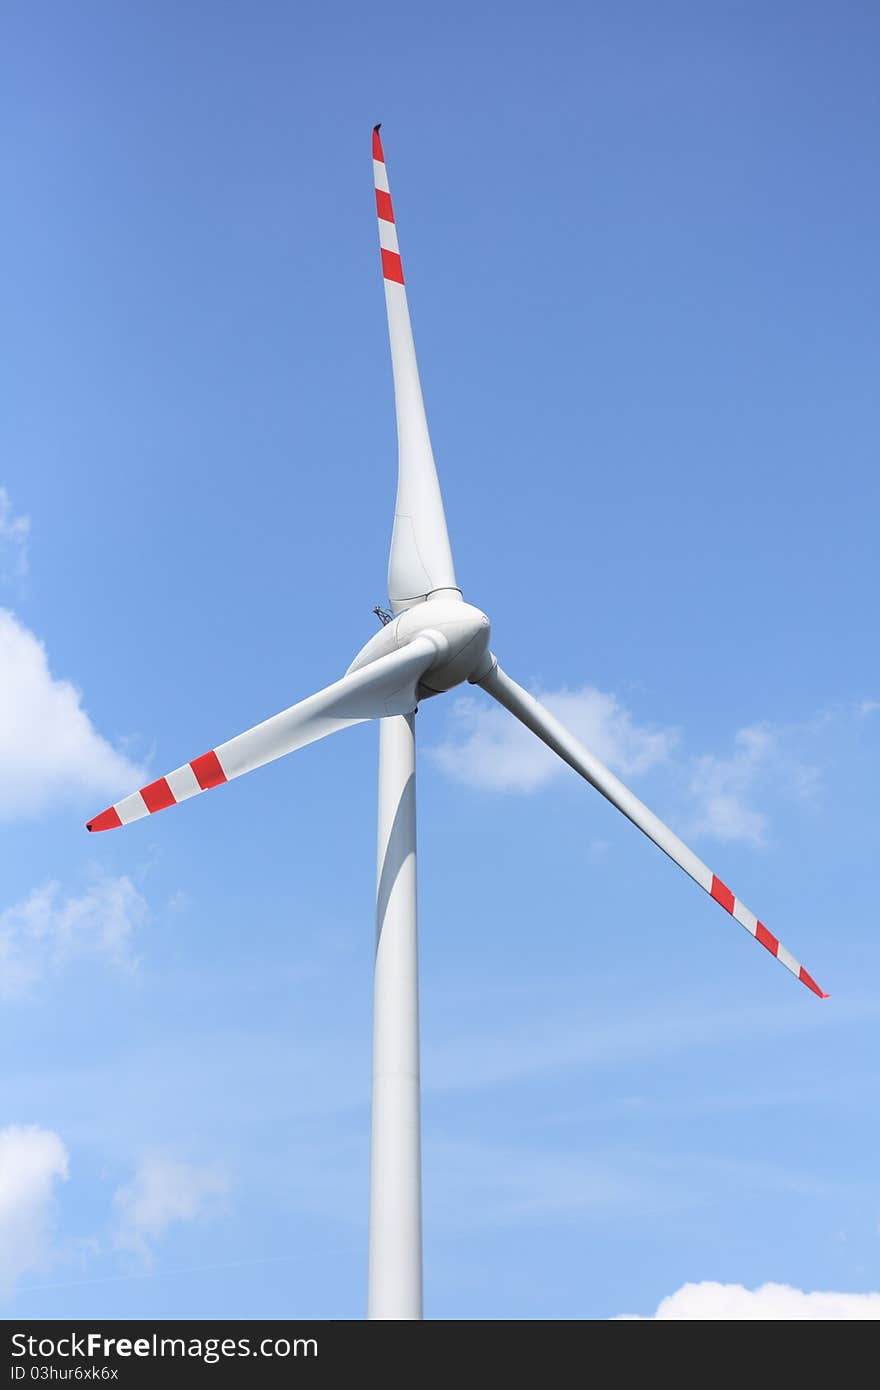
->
[476,658,828,998]
[86,635,440,832]
[373,125,459,613]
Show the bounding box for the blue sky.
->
[1,0,878,1319]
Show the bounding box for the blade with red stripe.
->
[87,635,441,832]
[372,125,459,613]
[477,658,829,998]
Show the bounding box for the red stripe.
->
[140,776,176,813]
[372,126,385,161]
[381,249,405,284]
[798,966,829,999]
[710,875,735,915]
[755,921,779,957]
[86,806,122,832]
[190,750,227,790]
[376,188,394,222]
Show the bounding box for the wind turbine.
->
[87,125,828,1320]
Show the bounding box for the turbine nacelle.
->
[347,594,491,696]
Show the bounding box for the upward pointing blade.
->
[373,126,459,613]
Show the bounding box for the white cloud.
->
[686,725,774,845]
[430,683,829,848]
[430,685,677,792]
[113,1156,230,1261]
[0,489,29,579]
[0,875,148,999]
[0,609,144,821]
[0,1125,69,1294]
[687,723,820,846]
[621,1280,880,1320]
[858,699,879,718]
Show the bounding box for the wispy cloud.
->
[686,725,774,844]
[0,609,145,822]
[113,1156,231,1262]
[686,722,820,846]
[0,489,29,581]
[0,1125,69,1295]
[430,682,829,847]
[425,1140,862,1235]
[619,1280,880,1320]
[430,685,677,792]
[0,874,149,999]
[423,994,858,1097]
[425,1137,665,1231]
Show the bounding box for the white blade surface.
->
[373,126,459,613]
[86,635,440,832]
[476,658,828,998]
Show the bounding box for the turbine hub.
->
[346,594,491,694]
[403,595,491,694]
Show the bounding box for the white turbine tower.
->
[87,125,828,1320]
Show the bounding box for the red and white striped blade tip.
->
[86,751,228,832]
[708,875,829,999]
[86,807,122,832]
[372,125,404,287]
